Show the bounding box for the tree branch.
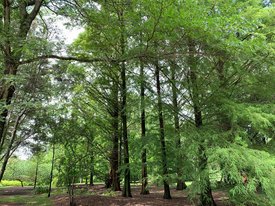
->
[19,55,114,65]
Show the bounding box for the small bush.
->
[34,186,49,194]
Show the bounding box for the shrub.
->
[1,180,24,187]
[34,186,49,194]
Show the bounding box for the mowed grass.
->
[0,186,55,206]
[0,194,53,206]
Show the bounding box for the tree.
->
[170,61,187,190]
[154,61,172,199]
[0,0,43,143]
[140,61,149,194]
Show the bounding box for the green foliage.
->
[1,0,274,205]
[209,146,275,205]
[3,158,34,184]
[34,186,49,195]
[0,180,25,187]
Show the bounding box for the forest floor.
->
[0,184,231,206]
[53,184,231,206]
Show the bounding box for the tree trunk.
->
[0,85,16,147]
[118,8,132,198]
[34,159,39,189]
[140,62,149,195]
[89,157,94,186]
[17,179,24,187]
[216,59,232,132]
[110,82,121,191]
[0,0,15,143]
[188,40,216,206]
[155,62,172,199]
[170,62,187,190]
[85,177,88,185]
[0,0,43,146]
[121,60,132,197]
[48,144,55,198]
[193,101,216,206]
[68,176,76,206]
[0,110,25,181]
[198,145,216,206]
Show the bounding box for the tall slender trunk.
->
[155,62,171,199]
[0,110,25,181]
[193,92,215,206]
[0,129,15,181]
[118,8,132,198]
[0,84,16,147]
[170,62,187,190]
[48,144,55,198]
[110,82,121,191]
[140,62,149,195]
[188,41,216,206]
[215,59,233,183]
[121,60,131,197]
[34,159,39,189]
[119,120,123,168]
[90,156,94,186]
[68,176,76,206]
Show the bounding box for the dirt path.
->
[0,187,33,196]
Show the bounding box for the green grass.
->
[0,194,53,206]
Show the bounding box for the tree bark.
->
[155,62,172,199]
[140,62,149,195]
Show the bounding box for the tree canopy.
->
[0,1,274,206]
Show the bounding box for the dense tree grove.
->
[0,1,274,206]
